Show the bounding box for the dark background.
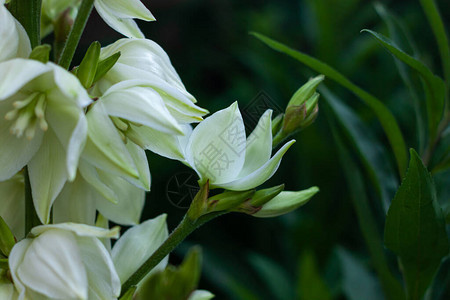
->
[74,1,449,299]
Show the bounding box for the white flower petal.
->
[52,173,97,225]
[8,238,32,300]
[51,62,92,108]
[253,187,319,218]
[77,236,121,299]
[238,110,273,178]
[94,0,145,38]
[215,140,295,191]
[188,290,215,300]
[0,101,44,181]
[0,174,25,239]
[0,6,31,62]
[100,39,186,93]
[101,84,182,134]
[124,142,151,191]
[187,102,246,184]
[16,230,88,300]
[128,123,192,161]
[95,168,146,225]
[28,129,68,224]
[78,160,118,204]
[0,282,18,300]
[30,223,120,239]
[96,0,154,21]
[46,99,88,181]
[83,101,139,179]
[0,59,50,100]
[112,214,168,284]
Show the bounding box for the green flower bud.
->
[77,41,101,89]
[207,189,256,212]
[287,75,324,107]
[234,184,284,214]
[29,44,51,63]
[271,113,284,137]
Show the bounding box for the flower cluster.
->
[0,1,320,299]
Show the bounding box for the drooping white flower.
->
[0,58,91,223]
[9,223,120,300]
[182,102,295,191]
[41,0,155,38]
[0,0,31,62]
[93,38,208,124]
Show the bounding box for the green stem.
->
[58,0,94,69]
[24,167,41,234]
[9,0,42,48]
[119,211,224,297]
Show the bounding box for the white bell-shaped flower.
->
[0,58,91,223]
[9,223,120,300]
[0,0,31,62]
[93,38,208,123]
[183,102,295,191]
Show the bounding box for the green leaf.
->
[329,117,405,300]
[137,247,203,300]
[119,286,137,300]
[321,86,398,212]
[248,253,295,300]
[419,0,450,84]
[77,41,101,89]
[251,32,408,177]
[336,247,384,300]
[93,51,121,83]
[297,250,331,300]
[0,216,15,257]
[374,3,427,152]
[384,149,449,300]
[362,29,446,141]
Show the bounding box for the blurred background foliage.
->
[73,0,449,299]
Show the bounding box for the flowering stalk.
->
[58,0,95,69]
[120,191,225,297]
[8,0,41,48]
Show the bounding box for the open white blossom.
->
[41,0,155,38]
[0,59,91,223]
[9,223,120,300]
[182,102,295,191]
[0,0,31,63]
[93,38,208,124]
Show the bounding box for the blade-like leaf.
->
[384,149,449,300]
[420,0,450,84]
[374,3,427,152]
[329,116,405,300]
[322,86,397,212]
[362,29,446,141]
[251,32,408,177]
[297,250,332,300]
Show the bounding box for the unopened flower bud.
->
[29,44,51,63]
[234,184,284,215]
[287,75,324,107]
[207,189,255,212]
[77,41,101,89]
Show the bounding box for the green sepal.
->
[29,44,51,63]
[187,182,210,220]
[250,184,285,207]
[207,189,255,212]
[77,41,101,89]
[271,113,284,137]
[0,216,15,257]
[93,51,121,83]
